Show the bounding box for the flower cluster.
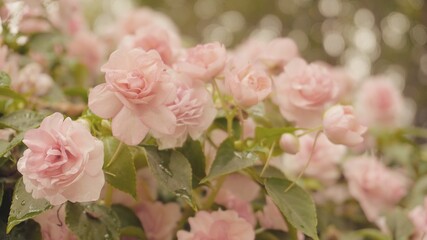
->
[0,2,424,240]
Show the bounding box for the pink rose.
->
[409,198,427,240]
[34,206,76,240]
[232,39,266,68]
[215,174,260,226]
[281,133,346,185]
[279,133,299,155]
[17,113,105,205]
[67,31,105,74]
[274,58,338,127]
[177,210,255,240]
[256,197,287,232]
[323,105,367,147]
[120,8,178,36]
[174,42,227,82]
[242,118,256,139]
[136,201,182,240]
[343,156,409,221]
[151,75,216,149]
[11,62,53,96]
[119,26,181,66]
[224,63,272,108]
[18,7,51,34]
[258,38,299,70]
[354,76,413,128]
[88,48,177,145]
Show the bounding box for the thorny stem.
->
[260,142,276,177]
[212,79,234,136]
[203,176,226,210]
[285,130,322,192]
[104,184,114,207]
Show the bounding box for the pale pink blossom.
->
[119,26,181,66]
[174,42,227,82]
[67,31,105,74]
[11,62,53,96]
[281,133,346,185]
[354,76,413,128]
[215,174,260,226]
[343,156,409,221]
[53,0,87,34]
[329,67,354,102]
[323,105,367,147]
[279,133,299,155]
[224,63,272,108]
[258,38,299,70]
[274,58,338,127]
[177,210,255,240]
[242,118,256,139]
[17,113,105,205]
[34,206,76,240]
[136,201,182,240]
[256,197,287,232]
[152,75,216,149]
[18,7,51,34]
[231,39,266,68]
[120,8,179,36]
[88,48,177,145]
[409,198,427,240]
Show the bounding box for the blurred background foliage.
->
[87,0,427,126]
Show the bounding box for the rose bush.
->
[0,2,425,240]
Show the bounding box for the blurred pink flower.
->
[281,133,346,185]
[242,118,256,139]
[224,63,272,108]
[34,206,76,240]
[152,75,216,149]
[120,8,179,36]
[67,31,105,74]
[88,48,177,145]
[177,210,255,240]
[119,26,181,66]
[274,58,338,127]
[323,105,367,147]
[17,113,105,205]
[343,156,409,221]
[354,76,413,128]
[136,201,182,240]
[215,174,260,226]
[174,42,227,82]
[279,133,300,155]
[11,62,53,96]
[256,197,287,232]
[258,38,299,70]
[409,198,427,240]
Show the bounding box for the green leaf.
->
[255,127,296,144]
[385,208,414,240]
[202,138,258,183]
[0,110,47,131]
[145,146,196,209]
[102,137,137,198]
[0,87,26,103]
[178,139,206,187]
[2,219,42,240]
[111,204,142,229]
[264,178,319,240]
[121,226,147,240]
[7,178,52,233]
[65,202,121,240]
[64,87,88,102]
[343,229,391,240]
[0,72,11,87]
[212,117,241,138]
[111,204,147,240]
[0,132,24,158]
